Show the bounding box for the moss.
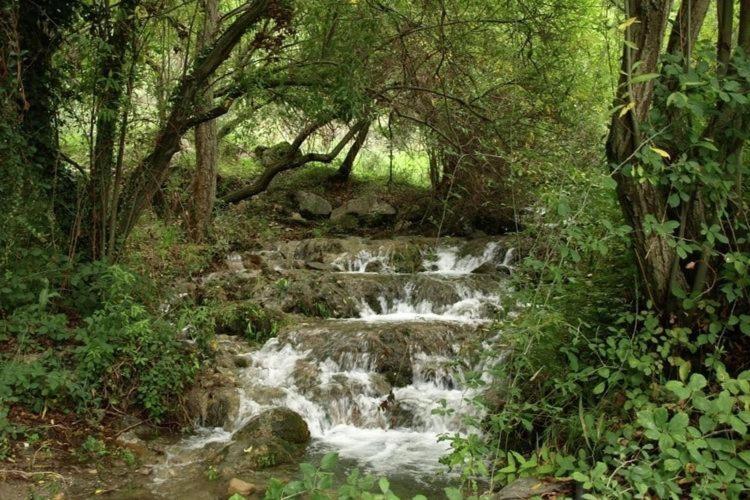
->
[391,244,425,273]
[212,301,283,343]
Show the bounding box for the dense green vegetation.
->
[1,0,749,498]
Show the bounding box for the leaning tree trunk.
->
[114,0,282,251]
[605,0,674,311]
[330,121,369,183]
[188,0,220,242]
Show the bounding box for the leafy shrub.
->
[0,252,211,428]
[443,162,750,498]
[263,452,440,500]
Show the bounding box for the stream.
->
[146,237,513,498]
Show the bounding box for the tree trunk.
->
[605,0,674,310]
[223,120,365,204]
[330,121,369,183]
[667,0,710,57]
[188,0,220,242]
[15,1,78,217]
[89,0,137,260]
[114,0,280,251]
[717,0,735,76]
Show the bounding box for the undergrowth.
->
[0,249,214,444]
[440,167,750,498]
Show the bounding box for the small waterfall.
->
[356,282,500,324]
[331,248,394,273]
[423,242,502,275]
[228,335,481,475]
[154,239,510,487]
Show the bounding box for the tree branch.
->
[222,120,366,204]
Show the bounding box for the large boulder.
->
[294,191,332,219]
[216,408,310,471]
[330,196,396,225]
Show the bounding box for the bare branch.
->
[222,120,366,204]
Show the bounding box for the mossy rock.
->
[391,244,426,273]
[213,301,283,342]
[216,408,310,472]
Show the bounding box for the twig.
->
[0,469,69,483]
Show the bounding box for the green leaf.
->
[665,381,691,400]
[668,412,689,434]
[729,416,747,435]
[299,462,316,479]
[631,73,660,84]
[688,374,707,391]
[444,487,463,500]
[557,199,571,217]
[320,452,338,471]
[666,92,688,107]
[699,415,716,434]
[664,459,682,471]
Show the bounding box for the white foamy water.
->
[232,337,479,473]
[154,239,509,487]
[357,283,500,324]
[332,248,394,273]
[423,242,502,275]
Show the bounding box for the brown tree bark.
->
[330,121,370,183]
[717,0,735,76]
[188,0,220,242]
[223,120,366,204]
[667,0,710,57]
[605,0,674,310]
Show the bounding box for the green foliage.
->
[444,140,750,498]
[264,452,435,500]
[0,251,211,433]
[78,436,108,461]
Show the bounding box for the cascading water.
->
[424,242,502,275]
[331,248,394,273]
[152,238,511,496]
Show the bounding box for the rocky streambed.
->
[108,237,515,499]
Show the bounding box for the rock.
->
[115,430,151,458]
[491,477,572,499]
[330,196,396,224]
[233,356,250,368]
[278,318,476,388]
[214,302,281,339]
[226,253,245,272]
[227,478,256,496]
[305,261,331,271]
[289,212,307,224]
[294,191,333,219]
[471,261,498,274]
[502,247,519,267]
[364,260,383,273]
[217,408,310,471]
[185,372,239,428]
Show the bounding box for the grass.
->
[218,144,431,190]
